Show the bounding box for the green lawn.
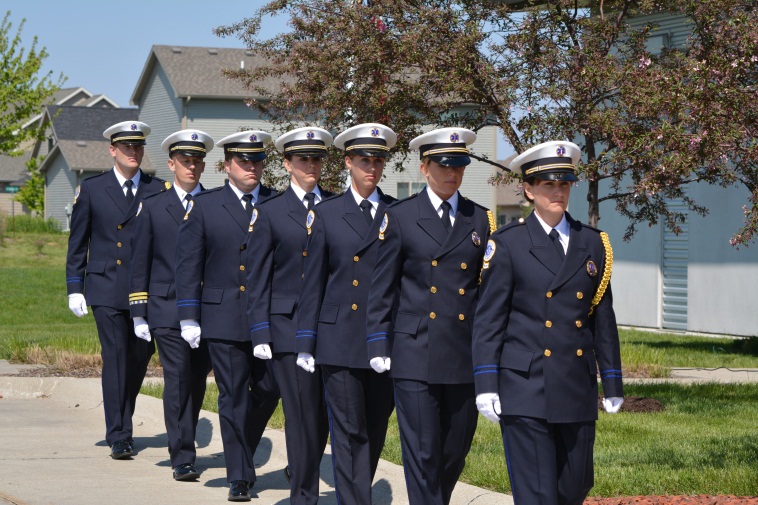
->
[2,229,758,496]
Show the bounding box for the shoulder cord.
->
[589,232,613,317]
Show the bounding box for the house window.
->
[397,182,426,199]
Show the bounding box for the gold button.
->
[117,225,123,230]
[240,286,246,292]
[577,292,584,299]
[575,320,582,328]
[431,260,438,267]
[240,245,246,251]
[302,250,307,257]
[116,260,122,265]
[354,256,360,262]
[429,312,436,319]
[577,349,584,357]
[544,349,552,357]
[240,265,245,271]
[460,263,467,270]
[459,288,465,295]
[458,314,465,321]
[352,280,359,286]
[117,242,122,248]
[351,304,358,311]
[546,291,553,298]
[430,286,437,293]
[545,320,552,328]
[518,218,524,223]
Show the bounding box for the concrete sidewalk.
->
[0,360,512,505]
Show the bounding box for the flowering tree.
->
[215,0,757,245]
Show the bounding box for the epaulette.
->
[580,221,603,234]
[387,192,419,208]
[256,190,285,206]
[195,186,224,198]
[462,196,490,212]
[318,193,343,205]
[141,190,164,202]
[494,217,526,235]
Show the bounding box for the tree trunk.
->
[587,179,599,228]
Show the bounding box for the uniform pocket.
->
[86,260,107,274]
[202,288,223,304]
[318,304,339,324]
[149,282,171,297]
[394,312,421,335]
[500,346,534,373]
[271,298,296,316]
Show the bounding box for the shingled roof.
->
[131,45,284,104]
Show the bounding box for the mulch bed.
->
[585,496,758,505]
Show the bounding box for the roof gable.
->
[46,106,139,141]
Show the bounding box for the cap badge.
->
[248,208,258,232]
[136,201,143,217]
[306,131,315,140]
[130,123,138,131]
[183,200,194,221]
[371,128,380,137]
[306,210,315,235]
[450,132,460,142]
[378,213,388,240]
[586,260,598,277]
[191,133,198,140]
[556,145,566,156]
[472,231,481,247]
[249,134,258,142]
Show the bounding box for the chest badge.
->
[379,213,388,240]
[586,260,598,277]
[136,201,143,217]
[306,209,315,235]
[472,231,481,247]
[183,200,194,221]
[248,208,258,232]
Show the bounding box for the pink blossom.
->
[638,56,651,69]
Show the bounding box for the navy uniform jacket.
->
[66,169,167,310]
[246,186,334,353]
[365,190,491,384]
[472,211,624,423]
[296,190,396,368]
[175,182,277,341]
[128,184,204,329]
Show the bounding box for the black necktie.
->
[549,228,565,259]
[304,192,316,210]
[440,201,452,232]
[184,193,193,209]
[359,199,373,225]
[242,194,253,218]
[124,180,134,205]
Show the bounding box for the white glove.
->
[68,293,88,317]
[296,352,315,373]
[179,319,201,349]
[253,344,272,360]
[369,356,391,373]
[602,396,624,414]
[476,393,502,423]
[133,317,152,342]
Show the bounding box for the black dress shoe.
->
[283,465,291,483]
[173,463,200,481]
[110,439,133,459]
[228,480,251,502]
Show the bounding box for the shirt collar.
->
[173,184,201,202]
[290,182,322,206]
[425,186,458,215]
[228,182,261,204]
[350,186,380,209]
[113,168,141,189]
[534,211,569,240]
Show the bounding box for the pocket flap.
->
[394,312,421,334]
[271,298,296,315]
[86,260,107,274]
[149,282,171,297]
[500,347,534,373]
[318,304,339,324]
[202,288,223,304]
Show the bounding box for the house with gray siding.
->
[568,12,758,336]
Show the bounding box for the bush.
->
[6,214,60,233]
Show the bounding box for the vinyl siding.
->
[44,153,79,230]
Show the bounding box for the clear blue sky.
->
[4,0,510,157]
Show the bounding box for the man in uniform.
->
[472,141,623,505]
[66,120,166,459]
[129,129,214,481]
[366,127,495,505]
[245,126,334,505]
[175,130,280,502]
[295,123,398,505]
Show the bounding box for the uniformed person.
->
[174,130,280,501]
[295,123,397,505]
[65,121,165,458]
[128,129,214,481]
[472,141,624,505]
[245,126,334,505]
[365,127,495,505]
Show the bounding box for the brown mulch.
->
[10,365,164,378]
[585,496,758,505]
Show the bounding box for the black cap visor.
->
[529,170,578,182]
[430,154,471,167]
